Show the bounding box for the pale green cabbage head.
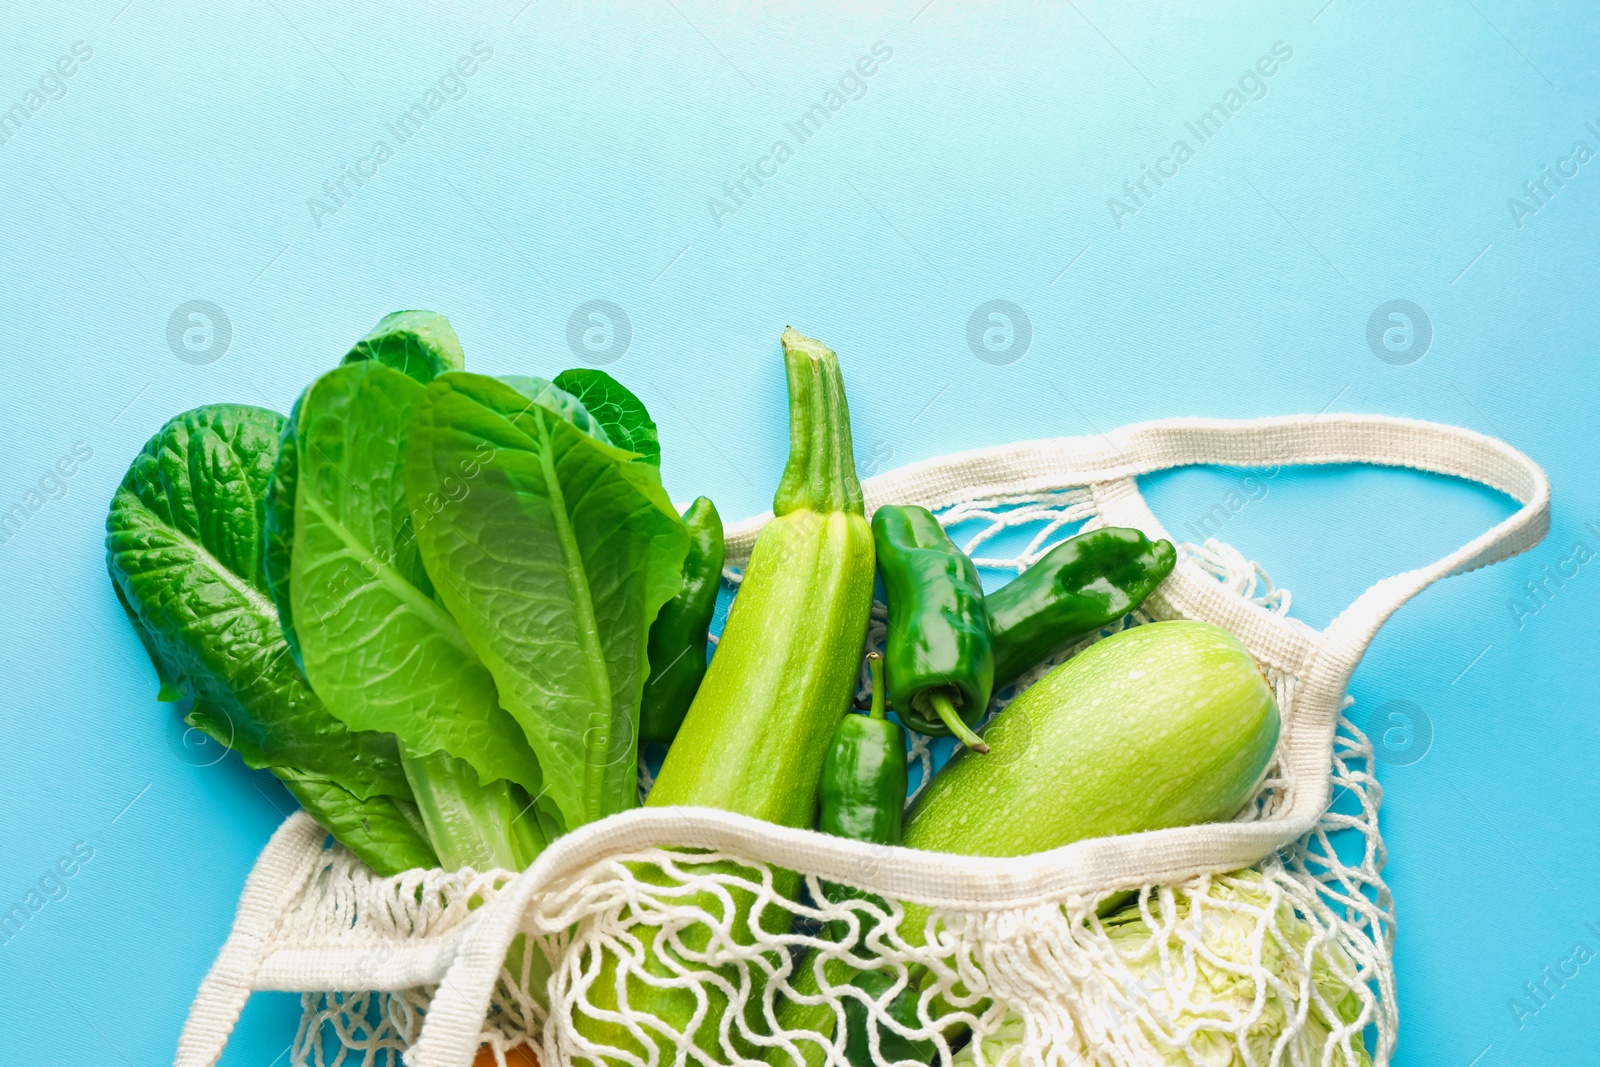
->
[954,871,1372,1067]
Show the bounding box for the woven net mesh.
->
[291,489,1396,1067]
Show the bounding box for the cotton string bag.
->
[173,413,1550,1067]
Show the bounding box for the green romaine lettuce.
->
[281,360,553,869]
[407,371,689,828]
[553,367,661,465]
[273,766,440,873]
[340,309,466,384]
[499,375,613,446]
[267,310,464,669]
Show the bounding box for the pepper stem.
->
[866,651,886,721]
[928,690,988,753]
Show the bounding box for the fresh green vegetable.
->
[262,391,307,675]
[955,873,1371,1066]
[646,327,874,823]
[553,367,662,465]
[106,403,435,875]
[639,496,725,744]
[819,653,928,1067]
[949,1010,1025,1067]
[265,310,468,676]
[1096,871,1371,1065]
[575,328,876,1065]
[499,375,614,445]
[987,527,1176,688]
[904,620,1278,868]
[841,968,935,1067]
[818,650,903,942]
[111,311,694,878]
[872,505,993,751]
[340,309,465,384]
[407,370,689,830]
[273,356,551,871]
[819,652,905,847]
[273,766,439,873]
[775,620,1281,1064]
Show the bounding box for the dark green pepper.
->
[988,526,1177,687]
[825,652,915,1036]
[818,652,901,945]
[841,967,935,1067]
[639,496,725,744]
[819,652,906,846]
[872,505,993,751]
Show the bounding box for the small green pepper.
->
[987,526,1177,687]
[818,652,905,949]
[818,652,934,1067]
[841,967,935,1067]
[872,505,993,751]
[639,496,725,744]
[819,652,906,845]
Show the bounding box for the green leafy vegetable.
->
[273,767,439,873]
[407,371,688,829]
[106,404,433,875]
[112,311,686,876]
[1090,872,1372,1065]
[553,368,661,465]
[281,359,552,869]
[266,310,465,673]
[262,393,305,673]
[340,309,465,384]
[499,376,612,445]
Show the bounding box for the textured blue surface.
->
[0,2,1594,1062]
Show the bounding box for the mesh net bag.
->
[174,414,1549,1067]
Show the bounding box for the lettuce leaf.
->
[106,404,432,874]
[283,359,560,869]
[273,766,439,872]
[340,309,465,384]
[407,372,688,828]
[267,310,463,670]
[553,368,661,465]
[284,361,546,797]
[499,375,613,445]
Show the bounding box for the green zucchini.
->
[903,619,1280,865]
[572,328,876,1065]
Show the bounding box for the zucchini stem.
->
[928,690,988,753]
[774,328,865,517]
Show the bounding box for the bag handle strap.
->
[730,413,1549,573]
[174,812,328,1067]
[733,413,1547,670]
[1083,413,1550,625]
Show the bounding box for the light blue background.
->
[1,1,1594,1062]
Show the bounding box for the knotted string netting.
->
[176,416,1549,1067]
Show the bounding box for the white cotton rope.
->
[172,414,1549,1067]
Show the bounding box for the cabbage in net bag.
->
[175,414,1549,1067]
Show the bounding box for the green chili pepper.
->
[987,526,1177,687]
[841,967,936,1067]
[818,651,902,943]
[819,654,932,1067]
[819,652,905,845]
[872,505,993,752]
[639,496,725,744]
